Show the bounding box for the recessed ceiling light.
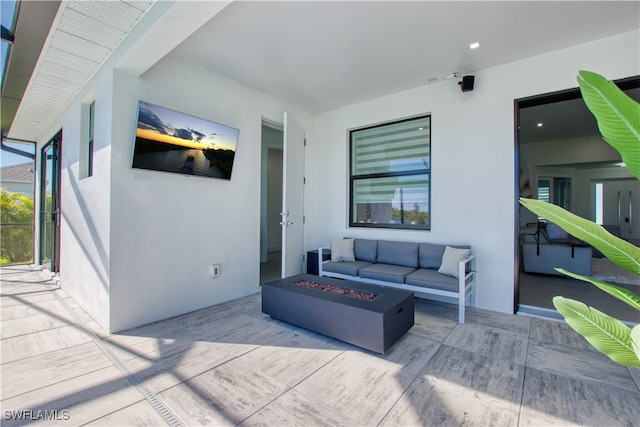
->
[469,42,480,50]
[537,122,544,127]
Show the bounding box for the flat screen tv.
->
[132,100,240,180]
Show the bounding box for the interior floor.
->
[260,250,282,284]
[519,271,639,324]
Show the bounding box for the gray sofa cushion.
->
[418,243,446,269]
[322,260,372,277]
[405,268,459,292]
[354,239,378,263]
[359,264,416,284]
[377,241,419,268]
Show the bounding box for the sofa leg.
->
[458,302,465,324]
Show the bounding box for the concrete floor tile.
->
[123,340,258,394]
[1,342,112,399]
[529,317,598,352]
[1,325,91,363]
[159,358,289,426]
[1,310,76,339]
[239,388,360,427]
[239,329,343,387]
[1,366,145,427]
[521,367,640,426]
[443,323,529,365]
[0,300,69,321]
[295,334,439,425]
[419,345,526,405]
[409,309,457,343]
[465,306,531,335]
[380,375,520,426]
[84,400,169,426]
[527,340,640,395]
[1,291,58,308]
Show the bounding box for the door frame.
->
[281,113,305,278]
[513,75,640,314]
[39,131,62,273]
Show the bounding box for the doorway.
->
[515,77,640,322]
[594,178,640,244]
[260,120,283,283]
[40,131,62,273]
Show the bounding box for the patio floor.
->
[1,264,639,426]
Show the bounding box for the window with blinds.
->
[349,115,431,229]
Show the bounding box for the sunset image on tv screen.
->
[132,100,240,180]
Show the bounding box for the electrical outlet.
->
[209,264,220,278]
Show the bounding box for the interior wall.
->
[107,54,312,332]
[267,148,283,251]
[575,165,636,221]
[260,124,283,262]
[308,30,640,316]
[527,136,621,167]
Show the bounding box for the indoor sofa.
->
[318,238,476,323]
[521,222,592,276]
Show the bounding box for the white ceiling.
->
[6,0,154,141]
[5,1,640,142]
[171,1,640,114]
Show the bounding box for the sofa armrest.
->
[459,255,476,287]
[318,246,330,276]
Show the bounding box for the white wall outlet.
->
[209,264,220,278]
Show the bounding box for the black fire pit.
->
[261,273,414,353]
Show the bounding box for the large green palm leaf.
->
[552,296,639,367]
[577,70,640,179]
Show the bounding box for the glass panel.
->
[352,117,430,176]
[537,179,550,202]
[88,101,95,177]
[352,174,429,227]
[595,182,604,225]
[40,144,53,265]
[1,0,17,87]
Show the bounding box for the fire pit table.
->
[261,273,414,353]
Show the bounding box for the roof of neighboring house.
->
[0,162,35,183]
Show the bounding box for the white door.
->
[600,179,640,242]
[281,113,305,277]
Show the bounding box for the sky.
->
[1,142,35,168]
[136,101,239,151]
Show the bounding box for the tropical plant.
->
[0,188,34,264]
[520,70,640,367]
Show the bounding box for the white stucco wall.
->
[55,70,114,329]
[44,0,179,331]
[107,54,312,332]
[307,30,640,316]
